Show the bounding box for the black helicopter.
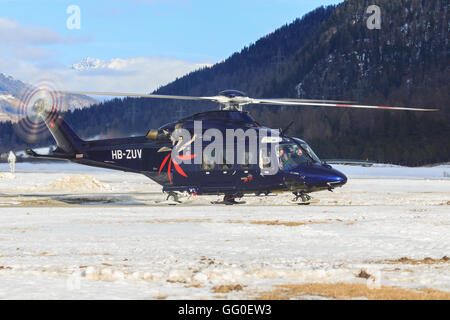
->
[22,89,437,204]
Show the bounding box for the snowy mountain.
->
[0,73,26,96]
[0,93,20,121]
[71,57,107,71]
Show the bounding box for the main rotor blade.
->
[250,99,439,112]
[61,91,439,112]
[61,91,216,102]
[65,91,354,105]
[268,98,357,104]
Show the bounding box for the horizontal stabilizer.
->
[25,148,72,160]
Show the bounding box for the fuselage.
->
[69,110,347,196]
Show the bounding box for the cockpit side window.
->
[277,143,309,170]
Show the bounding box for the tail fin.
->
[44,115,83,155]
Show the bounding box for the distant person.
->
[8,150,16,173]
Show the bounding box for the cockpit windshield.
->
[299,142,321,163]
[277,141,321,171]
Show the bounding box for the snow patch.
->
[0,172,15,179]
[37,175,112,192]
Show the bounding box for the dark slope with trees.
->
[1,0,449,165]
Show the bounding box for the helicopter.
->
[22,89,438,205]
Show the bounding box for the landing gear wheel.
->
[301,193,311,202]
[211,194,245,205]
[223,194,238,205]
[166,191,181,203]
[291,192,312,205]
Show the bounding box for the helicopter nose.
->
[328,170,347,187]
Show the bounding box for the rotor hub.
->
[32,98,52,117]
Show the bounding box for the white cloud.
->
[0,17,92,68]
[66,56,212,93]
[11,46,54,61]
[0,53,212,95]
[0,17,213,96]
[0,17,90,45]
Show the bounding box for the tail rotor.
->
[12,76,68,143]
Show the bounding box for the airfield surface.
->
[0,163,449,299]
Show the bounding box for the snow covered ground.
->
[0,162,449,299]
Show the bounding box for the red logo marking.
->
[159,152,196,184]
[241,174,253,183]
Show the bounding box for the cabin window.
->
[202,149,216,170]
[241,148,254,169]
[218,147,234,170]
[259,146,272,169]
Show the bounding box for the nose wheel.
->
[211,193,245,205]
[292,192,312,205]
[166,191,182,203]
[161,191,197,205]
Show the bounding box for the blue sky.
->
[0,0,343,92]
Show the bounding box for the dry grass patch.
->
[0,266,12,270]
[167,279,188,284]
[212,284,244,294]
[10,226,41,233]
[249,220,327,227]
[19,199,68,207]
[255,283,450,300]
[384,256,449,265]
[356,269,372,279]
[137,219,342,227]
[143,218,212,224]
[226,220,332,227]
[79,252,111,256]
